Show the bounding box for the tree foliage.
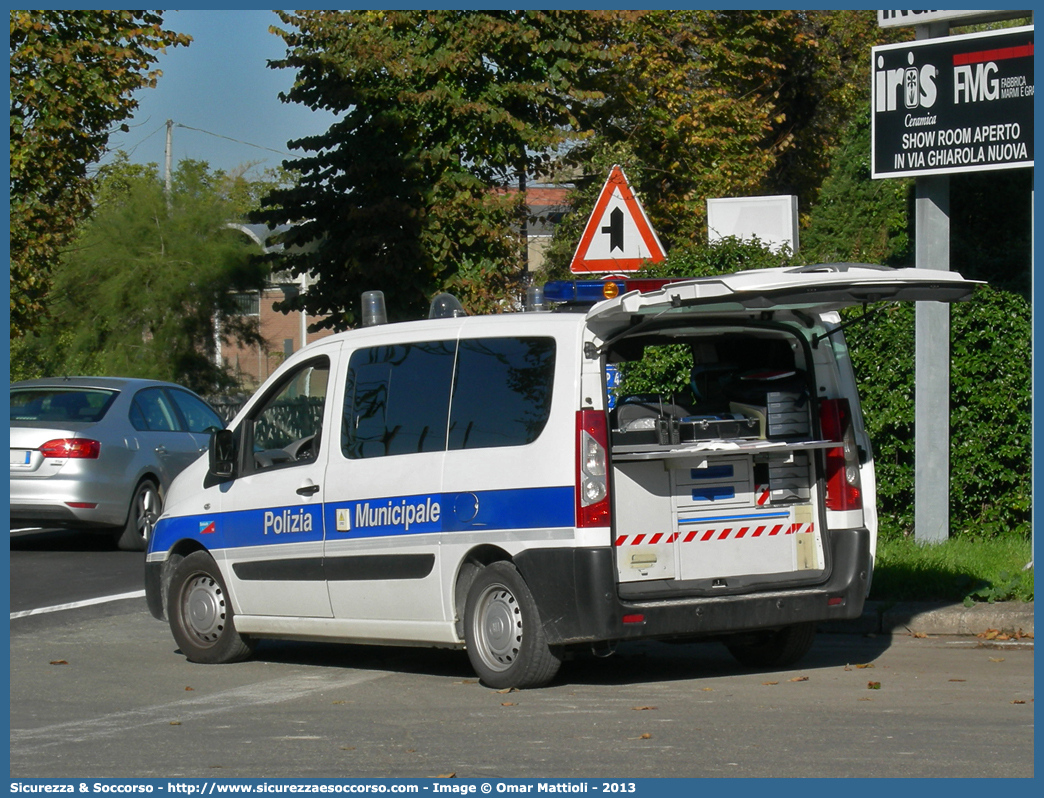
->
[800,111,913,265]
[257,10,618,326]
[541,10,900,271]
[10,10,190,338]
[259,11,895,318]
[12,157,274,394]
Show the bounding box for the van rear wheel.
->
[725,622,817,668]
[168,551,256,664]
[463,562,562,689]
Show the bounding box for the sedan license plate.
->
[10,449,32,467]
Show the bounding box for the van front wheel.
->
[168,551,256,664]
[464,562,562,689]
[725,622,817,669]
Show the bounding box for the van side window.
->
[343,341,455,459]
[249,358,330,471]
[448,337,555,449]
[343,337,555,459]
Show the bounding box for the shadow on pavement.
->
[232,631,894,690]
[10,527,120,552]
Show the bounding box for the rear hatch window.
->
[10,388,117,424]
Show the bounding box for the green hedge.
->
[844,285,1031,541]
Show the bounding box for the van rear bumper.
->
[514,527,871,645]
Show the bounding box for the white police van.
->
[146,265,977,688]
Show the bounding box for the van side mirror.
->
[209,428,237,479]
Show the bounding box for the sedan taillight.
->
[39,438,101,459]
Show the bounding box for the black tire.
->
[116,478,162,552]
[463,562,562,689]
[725,622,817,669]
[168,551,256,664]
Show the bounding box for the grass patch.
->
[869,536,1034,604]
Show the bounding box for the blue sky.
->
[107,10,337,177]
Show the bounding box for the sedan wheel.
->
[116,479,161,552]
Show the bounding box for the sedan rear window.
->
[10,389,117,423]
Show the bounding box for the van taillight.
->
[576,410,611,527]
[819,398,862,511]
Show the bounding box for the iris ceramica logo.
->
[876,51,939,112]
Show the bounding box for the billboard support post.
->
[914,172,951,544]
[914,21,952,545]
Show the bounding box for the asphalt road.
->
[9,529,1036,780]
[10,527,145,614]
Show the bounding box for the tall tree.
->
[540,10,897,276]
[257,10,618,326]
[10,10,190,337]
[12,157,273,394]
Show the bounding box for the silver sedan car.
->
[10,377,224,551]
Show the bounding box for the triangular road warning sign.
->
[570,165,666,274]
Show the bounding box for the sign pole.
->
[913,21,951,545]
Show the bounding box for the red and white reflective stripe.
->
[615,523,814,546]
[756,485,771,506]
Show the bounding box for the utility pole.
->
[164,119,173,211]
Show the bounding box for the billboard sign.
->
[871,26,1034,178]
[877,10,1019,28]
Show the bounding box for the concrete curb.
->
[820,600,1034,636]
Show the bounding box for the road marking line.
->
[10,672,389,755]
[10,589,147,620]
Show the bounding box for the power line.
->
[174,123,298,159]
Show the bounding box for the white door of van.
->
[322,339,453,641]
[218,347,339,619]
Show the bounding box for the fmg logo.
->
[875,51,939,112]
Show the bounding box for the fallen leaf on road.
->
[185,687,194,691]
[497,687,519,694]
[789,676,809,682]
[911,632,928,638]
[340,747,355,751]
[170,721,181,726]
[762,681,779,686]
[855,663,875,669]
[49,660,68,666]
[989,657,1006,663]
[501,702,517,707]
[701,687,713,692]
[867,681,881,690]
[437,773,456,779]
[637,733,652,740]
[1012,700,1026,705]
[631,706,657,711]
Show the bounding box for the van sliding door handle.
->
[296,484,320,496]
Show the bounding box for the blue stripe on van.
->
[149,486,576,552]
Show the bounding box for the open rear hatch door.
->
[585,264,981,335]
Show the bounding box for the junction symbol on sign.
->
[569,165,666,273]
